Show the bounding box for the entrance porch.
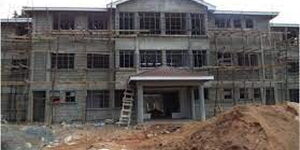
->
[128,67,214,123]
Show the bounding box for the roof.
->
[1,18,32,23]
[270,23,299,28]
[109,0,216,10]
[129,67,214,82]
[23,7,107,12]
[213,10,279,17]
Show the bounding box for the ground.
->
[1,103,299,150]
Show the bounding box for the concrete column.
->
[115,10,120,35]
[135,37,140,70]
[260,87,266,104]
[198,84,206,121]
[46,52,50,82]
[162,50,167,66]
[27,90,33,122]
[45,90,51,124]
[137,83,144,123]
[274,84,279,104]
[191,87,196,119]
[134,12,140,34]
[115,49,120,69]
[160,13,166,35]
[186,13,191,35]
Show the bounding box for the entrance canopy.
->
[129,67,214,82]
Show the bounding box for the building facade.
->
[1,0,299,123]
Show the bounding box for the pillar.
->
[198,84,206,121]
[160,13,166,35]
[260,87,266,104]
[27,90,33,122]
[137,83,144,123]
[191,88,196,119]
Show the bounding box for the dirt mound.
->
[151,104,299,150]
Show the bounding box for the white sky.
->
[0,0,299,24]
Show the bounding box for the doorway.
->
[144,91,180,119]
[33,91,46,122]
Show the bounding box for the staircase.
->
[117,86,135,127]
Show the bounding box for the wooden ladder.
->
[117,86,134,127]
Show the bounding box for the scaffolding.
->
[1,6,299,123]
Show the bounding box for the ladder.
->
[117,86,135,127]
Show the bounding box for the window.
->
[166,50,189,67]
[193,50,207,67]
[88,13,108,30]
[11,59,28,80]
[87,54,109,69]
[233,18,242,28]
[53,13,75,30]
[254,88,261,99]
[224,89,233,99]
[237,53,258,66]
[215,18,230,28]
[289,89,299,103]
[119,12,134,34]
[119,50,134,68]
[140,50,162,67]
[191,14,205,35]
[51,53,74,69]
[287,62,299,74]
[246,19,254,28]
[65,91,76,103]
[218,52,232,65]
[139,12,160,34]
[115,90,124,108]
[87,90,109,108]
[50,91,60,103]
[165,13,186,35]
[239,88,248,99]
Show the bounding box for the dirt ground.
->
[41,103,300,150]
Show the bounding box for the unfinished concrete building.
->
[1,0,299,124]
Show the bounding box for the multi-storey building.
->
[1,0,299,124]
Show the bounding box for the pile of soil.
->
[149,104,299,150]
[44,103,299,150]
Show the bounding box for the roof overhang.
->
[213,10,279,17]
[129,76,214,82]
[270,23,299,28]
[1,18,32,23]
[23,7,107,12]
[109,0,216,10]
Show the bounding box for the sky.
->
[0,0,299,24]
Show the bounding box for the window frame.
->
[119,50,134,68]
[191,13,205,35]
[223,88,233,100]
[245,19,254,28]
[51,53,75,69]
[166,50,189,67]
[53,12,75,30]
[88,13,108,30]
[86,90,110,109]
[140,50,162,67]
[65,91,76,103]
[193,50,207,67]
[139,12,161,34]
[119,12,135,34]
[87,53,110,69]
[233,18,242,28]
[165,13,186,35]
